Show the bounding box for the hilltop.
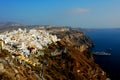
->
[0,25,109,80]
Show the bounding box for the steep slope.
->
[42,41,107,80]
[0,28,108,80]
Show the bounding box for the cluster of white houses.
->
[0,28,60,57]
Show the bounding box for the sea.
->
[85,29,120,80]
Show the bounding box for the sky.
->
[0,0,120,28]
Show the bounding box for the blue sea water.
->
[85,29,120,80]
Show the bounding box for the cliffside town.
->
[0,28,60,66]
[0,26,109,80]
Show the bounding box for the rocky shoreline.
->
[0,26,109,80]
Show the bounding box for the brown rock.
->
[0,63,5,74]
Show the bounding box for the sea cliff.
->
[0,26,108,80]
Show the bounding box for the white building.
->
[0,28,60,57]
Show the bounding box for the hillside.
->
[0,27,108,80]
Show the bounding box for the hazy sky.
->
[0,0,120,28]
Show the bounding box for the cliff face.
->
[43,42,107,80]
[43,30,107,80]
[50,29,93,47]
[0,28,107,80]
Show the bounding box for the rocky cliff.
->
[0,28,108,80]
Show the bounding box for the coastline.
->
[0,25,109,80]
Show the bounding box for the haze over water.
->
[1,0,120,79]
[0,0,120,28]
